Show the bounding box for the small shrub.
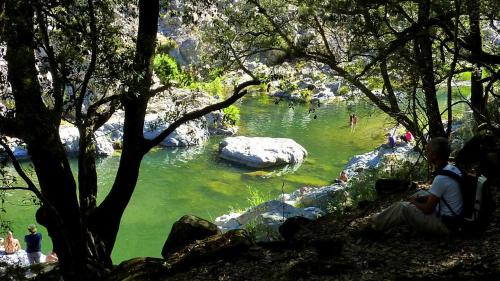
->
[279,80,298,92]
[156,36,178,54]
[299,89,312,102]
[246,185,270,208]
[112,139,122,149]
[295,59,307,70]
[204,77,224,97]
[338,85,349,96]
[367,77,383,89]
[326,190,352,215]
[222,105,240,125]
[208,67,224,80]
[153,54,180,84]
[187,77,226,97]
[326,159,427,215]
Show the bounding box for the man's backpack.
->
[436,169,495,233]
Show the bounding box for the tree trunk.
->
[78,127,98,213]
[414,0,446,138]
[4,1,105,279]
[89,0,160,257]
[466,0,485,124]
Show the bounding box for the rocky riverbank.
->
[213,140,419,241]
[5,88,234,160]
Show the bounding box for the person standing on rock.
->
[366,137,463,235]
[25,224,42,264]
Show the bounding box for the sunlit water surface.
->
[4,95,394,262]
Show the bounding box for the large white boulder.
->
[219,136,307,168]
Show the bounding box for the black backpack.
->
[435,169,495,233]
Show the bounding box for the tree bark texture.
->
[466,0,486,124]
[414,0,446,138]
[4,1,90,279]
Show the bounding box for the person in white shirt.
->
[369,137,462,235]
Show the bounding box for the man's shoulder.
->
[442,164,462,176]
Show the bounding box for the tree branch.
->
[0,139,39,193]
[34,4,65,119]
[143,79,260,151]
[379,59,399,110]
[445,0,460,136]
[313,14,336,64]
[228,42,256,79]
[75,0,98,126]
[86,94,122,117]
[0,186,31,191]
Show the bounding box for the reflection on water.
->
[159,145,207,165]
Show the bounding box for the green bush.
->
[299,89,312,102]
[338,85,349,96]
[156,36,178,54]
[246,185,270,207]
[208,67,224,80]
[204,77,224,97]
[187,77,226,97]
[222,105,241,125]
[279,80,298,92]
[153,54,180,84]
[367,77,383,89]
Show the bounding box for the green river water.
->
[2,94,393,262]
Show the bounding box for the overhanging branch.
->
[143,79,260,152]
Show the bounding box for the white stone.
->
[59,126,80,155]
[216,200,324,241]
[219,136,307,168]
[297,184,347,211]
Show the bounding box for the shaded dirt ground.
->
[24,182,500,281]
[106,182,500,281]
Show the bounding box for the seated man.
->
[369,137,463,235]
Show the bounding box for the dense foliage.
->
[188,0,500,143]
[153,53,180,84]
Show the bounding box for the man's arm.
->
[409,193,440,214]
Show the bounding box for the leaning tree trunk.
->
[466,0,486,124]
[88,0,160,259]
[414,0,446,138]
